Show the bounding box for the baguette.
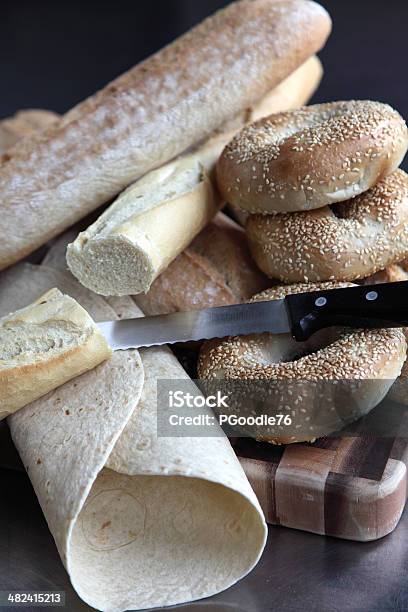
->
[0,0,331,270]
[66,54,325,296]
[135,213,270,315]
[66,135,225,295]
[0,109,59,154]
[0,286,111,419]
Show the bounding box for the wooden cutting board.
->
[1,401,407,542]
[233,400,408,542]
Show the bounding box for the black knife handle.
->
[285,281,408,342]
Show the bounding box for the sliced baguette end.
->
[67,235,156,297]
[0,289,112,418]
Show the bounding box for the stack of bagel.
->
[198,100,408,444]
[217,100,408,283]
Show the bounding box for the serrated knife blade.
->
[97,299,291,349]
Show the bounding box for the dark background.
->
[1,0,408,169]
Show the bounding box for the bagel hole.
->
[329,203,348,219]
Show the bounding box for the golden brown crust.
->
[66,143,224,296]
[198,282,406,444]
[0,0,331,270]
[247,170,408,283]
[134,213,270,315]
[217,101,408,214]
[190,214,270,301]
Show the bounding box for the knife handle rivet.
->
[315,297,327,308]
[366,291,378,302]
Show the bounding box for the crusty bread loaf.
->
[0,0,331,270]
[66,53,326,297]
[134,213,270,315]
[66,135,225,295]
[0,288,111,419]
[1,57,321,163]
[0,109,59,154]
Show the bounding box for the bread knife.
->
[98,282,408,349]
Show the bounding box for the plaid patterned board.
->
[234,415,408,542]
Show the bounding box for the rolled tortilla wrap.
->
[3,264,267,611]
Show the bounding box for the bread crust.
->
[198,282,406,444]
[247,170,408,283]
[218,101,408,214]
[134,213,270,315]
[188,214,271,301]
[0,288,112,419]
[0,0,331,270]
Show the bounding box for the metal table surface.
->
[1,464,407,612]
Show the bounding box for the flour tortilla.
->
[4,262,267,611]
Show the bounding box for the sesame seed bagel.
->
[198,282,406,444]
[217,101,408,214]
[247,170,408,283]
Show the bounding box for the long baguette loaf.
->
[40,57,321,298]
[135,213,270,315]
[0,109,59,154]
[66,134,226,295]
[66,55,325,296]
[0,287,112,419]
[0,57,320,164]
[0,0,331,270]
